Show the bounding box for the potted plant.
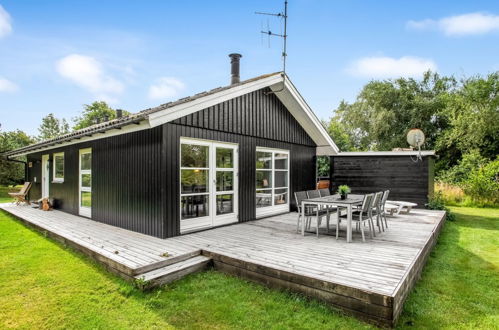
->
[337,185,351,200]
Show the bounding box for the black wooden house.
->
[4,56,339,238]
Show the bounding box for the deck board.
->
[0,203,445,327]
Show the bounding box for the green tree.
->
[324,115,356,152]
[0,130,34,185]
[438,73,499,165]
[38,113,70,141]
[330,71,456,152]
[73,101,129,130]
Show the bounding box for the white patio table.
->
[301,194,364,243]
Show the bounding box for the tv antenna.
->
[256,1,288,75]
[407,128,425,162]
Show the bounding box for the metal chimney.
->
[229,53,242,85]
[116,109,123,118]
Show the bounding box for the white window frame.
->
[255,147,290,218]
[179,137,239,234]
[52,152,65,183]
[79,148,92,218]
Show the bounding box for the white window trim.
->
[52,152,65,183]
[256,147,290,218]
[179,137,239,234]
[79,148,92,218]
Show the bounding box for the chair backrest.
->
[307,190,321,199]
[319,188,330,197]
[19,182,31,195]
[294,191,308,211]
[381,190,390,206]
[373,191,383,208]
[361,193,374,212]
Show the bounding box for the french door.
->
[255,148,290,217]
[180,138,238,233]
[41,154,50,198]
[79,148,92,217]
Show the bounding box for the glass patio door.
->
[180,138,238,233]
[79,148,92,217]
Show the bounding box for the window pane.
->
[275,171,288,188]
[54,155,64,179]
[82,174,91,188]
[181,195,209,219]
[216,148,233,168]
[181,169,209,193]
[256,152,272,169]
[181,144,209,168]
[216,194,233,215]
[275,153,288,170]
[81,153,91,170]
[256,170,272,189]
[274,188,288,205]
[81,192,91,208]
[216,171,233,191]
[256,190,272,208]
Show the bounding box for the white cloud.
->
[406,19,436,30]
[56,54,124,102]
[148,77,185,100]
[407,12,499,36]
[0,5,12,38]
[348,56,437,78]
[0,77,18,92]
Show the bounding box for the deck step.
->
[134,255,212,289]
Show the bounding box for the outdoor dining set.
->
[295,189,417,242]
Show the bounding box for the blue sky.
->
[1,0,498,135]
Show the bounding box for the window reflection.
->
[181,144,209,168]
[216,194,233,215]
[181,195,209,219]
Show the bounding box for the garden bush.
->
[463,158,499,207]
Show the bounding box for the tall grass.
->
[435,182,498,208]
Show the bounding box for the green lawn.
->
[0,199,497,329]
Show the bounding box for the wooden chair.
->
[8,182,32,205]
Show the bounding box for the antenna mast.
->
[256,0,288,75]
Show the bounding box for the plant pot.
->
[340,194,347,200]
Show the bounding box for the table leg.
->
[347,204,352,243]
[301,201,305,235]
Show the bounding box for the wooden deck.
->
[0,203,445,327]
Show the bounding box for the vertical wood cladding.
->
[172,88,315,146]
[165,87,317,236]
[330,156,435,207]
[25,87,318,238]
[163,123,316,237]
[27,127,165,238]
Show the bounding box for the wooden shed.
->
[330,151,436,207]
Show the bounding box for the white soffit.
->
[272,77,339,155]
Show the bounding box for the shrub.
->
[438,150,488,185]
[427,191,455,221]
[463,159,499,207]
